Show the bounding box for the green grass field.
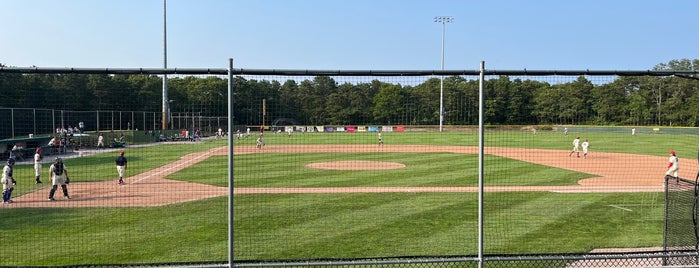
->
[0,129,694,266]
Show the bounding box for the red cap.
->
[670,150,675,155]
[120,151,125,155]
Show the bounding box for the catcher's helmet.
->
[55,157,63,163]
[7,157,15,164]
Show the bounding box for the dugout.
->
[0,136,52,161]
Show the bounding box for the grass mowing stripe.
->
[0,190,667,264]
[2,132,686,265]
[486,192,664,254]
[226,153,592,188]
[485,192,607,254]
[232,192,664,260]
[0,199,228,266]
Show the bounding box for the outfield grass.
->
[241,130,699,157]
[233,192,663,259]
[0,130,692,265]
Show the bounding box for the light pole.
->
[434,16,453,132]
[162,0,169,130]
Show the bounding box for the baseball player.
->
[48,157,70,201]
[256,134,264,150]
[569,136,581,158]
[378,131,384,146]
[116,150,127,185]
[2,158,17,203]
[581,139,589,159]
[34,147,43,184]
[97,132,105,149]
[666,150,679,180]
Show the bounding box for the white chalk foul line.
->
[129,148,220,184]
[608,205,633,211]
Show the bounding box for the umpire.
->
[116,150,127,185]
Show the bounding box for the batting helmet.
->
[7,157,15,164]
[670,150,676,155]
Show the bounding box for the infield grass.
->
[0,129,694,265]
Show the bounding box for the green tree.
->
[591,83,627,124]
[372,83,405,124]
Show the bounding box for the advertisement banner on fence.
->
[325,126,334,132]
[346,126,356,132]
[336,126,345,132]
[358,126,367,132]
[381,126,393,132]
[316,126,325,133]
[368,126,379,132]
[396,125,405,132]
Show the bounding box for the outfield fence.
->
[0,107,229,140]
[1,64,699,267]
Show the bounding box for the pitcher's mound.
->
[307,160,405,170]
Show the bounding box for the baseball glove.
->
[65,177,70,184]
[11,178,16,185]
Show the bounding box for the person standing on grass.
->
[34,147,43,184]
[97,132,105,149]
[116,150,127,185]
[378,131,384,146]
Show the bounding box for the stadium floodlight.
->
[434,16,453,132]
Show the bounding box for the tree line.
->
[1,59,698,127]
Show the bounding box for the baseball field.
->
[0,128,696,266]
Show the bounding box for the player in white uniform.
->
[34,147,43,184]
[256,134,264,149]
[666,150,679,179]
[2,158,17,203]
[97,132,105,149]
[569,136,581,158]
[581,139,589,159]
[48,157,70,201]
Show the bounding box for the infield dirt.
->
[7,145,686,208]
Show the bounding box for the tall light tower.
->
[162,0,169,130]
[434,16,453,132]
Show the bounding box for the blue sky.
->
[2,0,697,71]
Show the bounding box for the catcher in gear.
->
[2,157,17,203]
[48,157,70,201]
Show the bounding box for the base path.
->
[10,147,229,208]
[6,145,686,208]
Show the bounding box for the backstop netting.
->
[1,67,699,267]
[664,175,699,266]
